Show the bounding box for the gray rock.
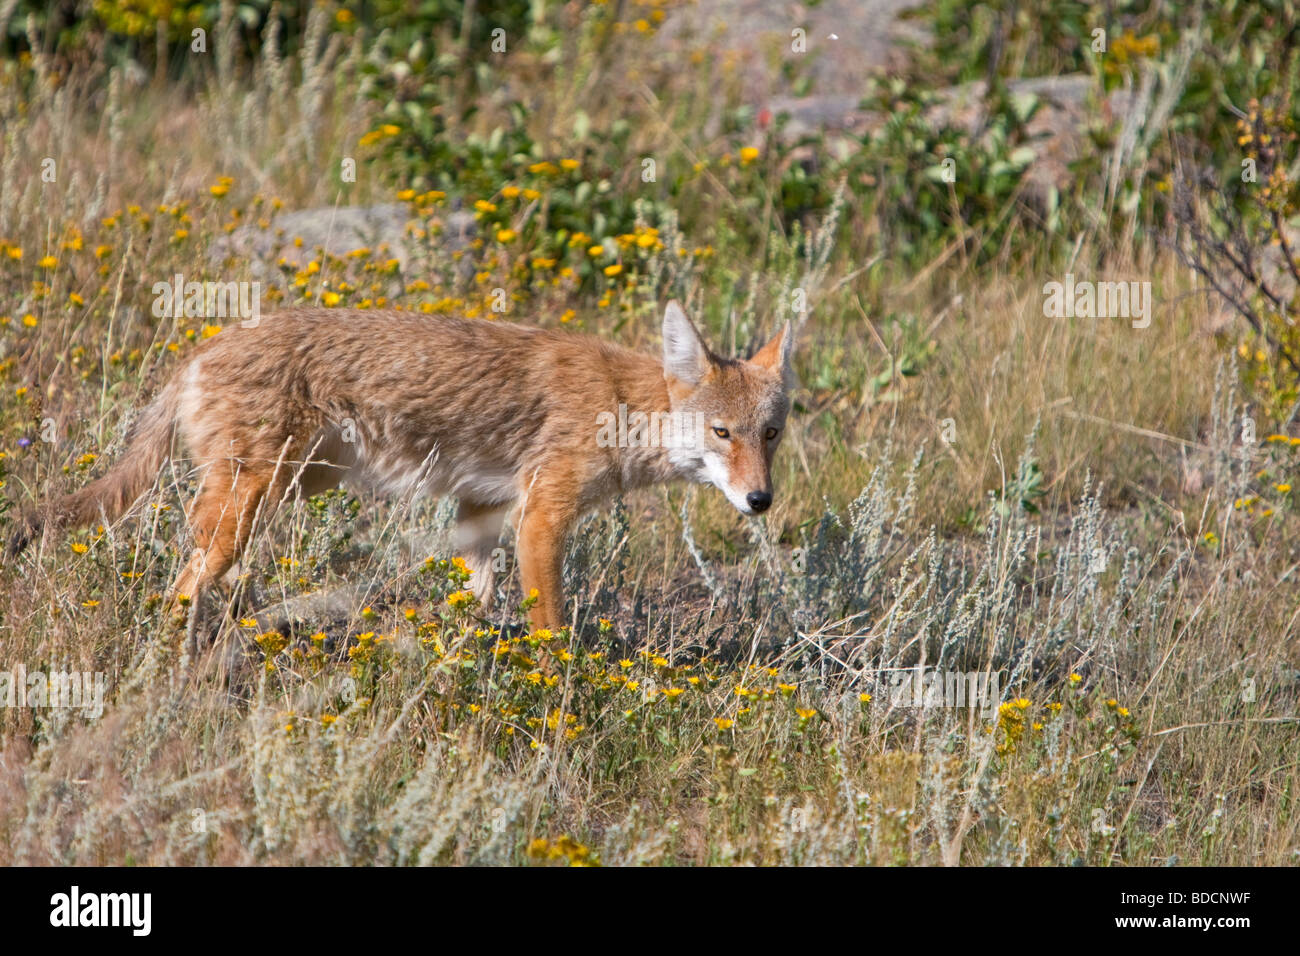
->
[208,203,478,292]
[658,0,929,100]
[921,74,1135,204]
[768,73,1139,207]
[658,1,1139,209]
[252,583,370,633]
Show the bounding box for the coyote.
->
[9,301,794,631]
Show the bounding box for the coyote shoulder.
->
[10,301,795,631]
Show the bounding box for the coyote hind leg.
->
[169,465,282,608]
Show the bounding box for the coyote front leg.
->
[515,483,577,632]
[455,499,508,607]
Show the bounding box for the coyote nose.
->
[747,491,772,513]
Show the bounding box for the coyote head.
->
[661,300,795,516]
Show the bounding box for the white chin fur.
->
[715,481,756,514]
[704,464,755,514]
[679,453,756,515]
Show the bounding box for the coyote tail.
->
[6,379,182,559]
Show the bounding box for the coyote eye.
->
[765,427,779,441]
[713,426,730,439]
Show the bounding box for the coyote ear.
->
[750,320,795,388]
[662,300,713,385]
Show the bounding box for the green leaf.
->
[1009,146,1037,168]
